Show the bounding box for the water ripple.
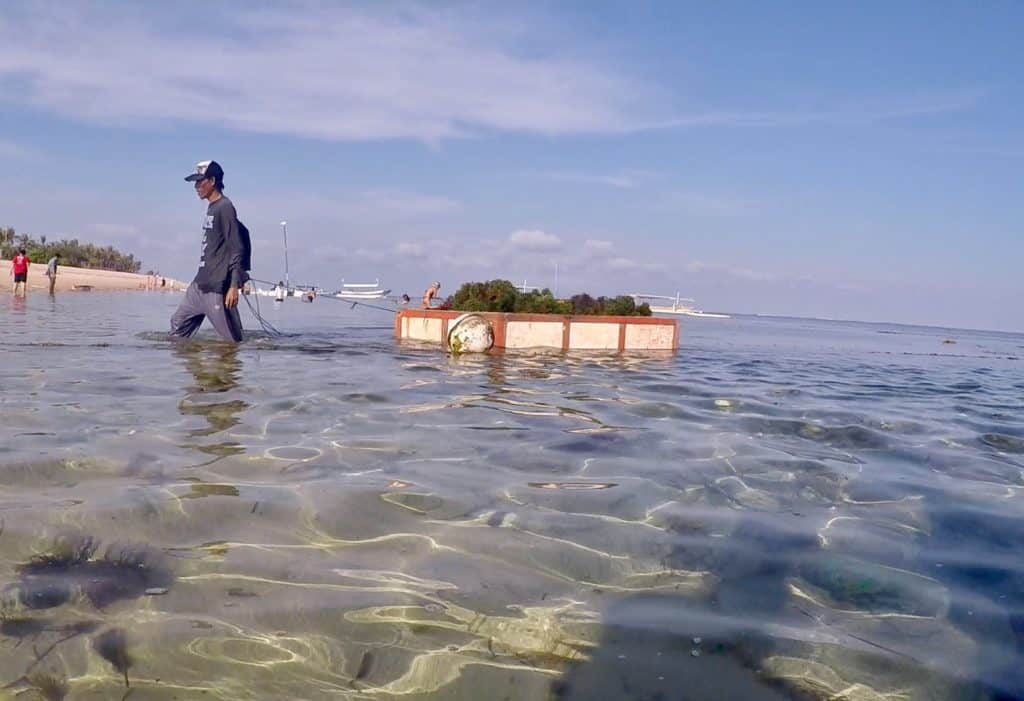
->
[1,295,1022,698]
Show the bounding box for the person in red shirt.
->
[10,248,29,296]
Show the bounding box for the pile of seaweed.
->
[4,534,172,611]
[0,534,168,695]
[445,279,652,316]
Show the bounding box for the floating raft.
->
[396,309,678,351]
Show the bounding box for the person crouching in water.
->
[170,160,249,342]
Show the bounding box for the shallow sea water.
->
[1,292,1022,700]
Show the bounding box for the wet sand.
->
[3,258,185,292]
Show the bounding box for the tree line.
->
[0,226,142,273]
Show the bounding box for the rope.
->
[245,277,398,317]
[244,289,283,336]
[317,296,398,314]
[250,277,292,288]
[244,260,286,334]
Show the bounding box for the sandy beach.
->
[3,258,186,293]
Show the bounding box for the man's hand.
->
[225,285,239,309]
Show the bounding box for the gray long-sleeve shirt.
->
[193,196,245,294]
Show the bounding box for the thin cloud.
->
[396,241,427,257]
[686,260,779,282]
[391,236,496,271]
[541,172,637,189]
[642,90,985,131]
[248,189,462,227]
[658,191,753,217]
[0,5,980,143]
[350,190,462,216]
[584,239,616,254]
[0,4,655,142]
[349,247,391,264]
[685,260,871,294]
[569,238,663,272]
[507,229,562,252]
[604,256,664,272]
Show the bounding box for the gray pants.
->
[170,282,244,342]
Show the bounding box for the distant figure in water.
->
[275,281,285,302]
[11,248,29,296]
[45,253,60,294]
[422,281,440,308]
[400,293,411,305]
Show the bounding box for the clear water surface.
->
[1,292,1022,700]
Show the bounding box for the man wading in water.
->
[170,160,250,342]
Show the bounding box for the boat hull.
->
[333,289,391,300]
[650,306,730,319]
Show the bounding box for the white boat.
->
[630,292,730,319]
[251,284,311,299]
[331,280,391,300]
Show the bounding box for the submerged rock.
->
[762,656,894,701]
[794,554,948,618]
[979,433,1024,453]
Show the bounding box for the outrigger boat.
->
[630,292,730,319]
[330,280,391,300]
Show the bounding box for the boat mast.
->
[280,220,290,288]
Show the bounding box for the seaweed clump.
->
[446,279,652,316]
[0,610,49,643]
[25,671,69,701]
[93,628,133,688]
[8,534,172,611]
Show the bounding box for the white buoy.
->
[447,313,494,354]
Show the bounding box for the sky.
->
[0,1,1021,331]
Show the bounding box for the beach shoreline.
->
[3,259,186,293]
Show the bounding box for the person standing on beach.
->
[10,248,29,296]
[45,253,59,294]
[170,160,249,342]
